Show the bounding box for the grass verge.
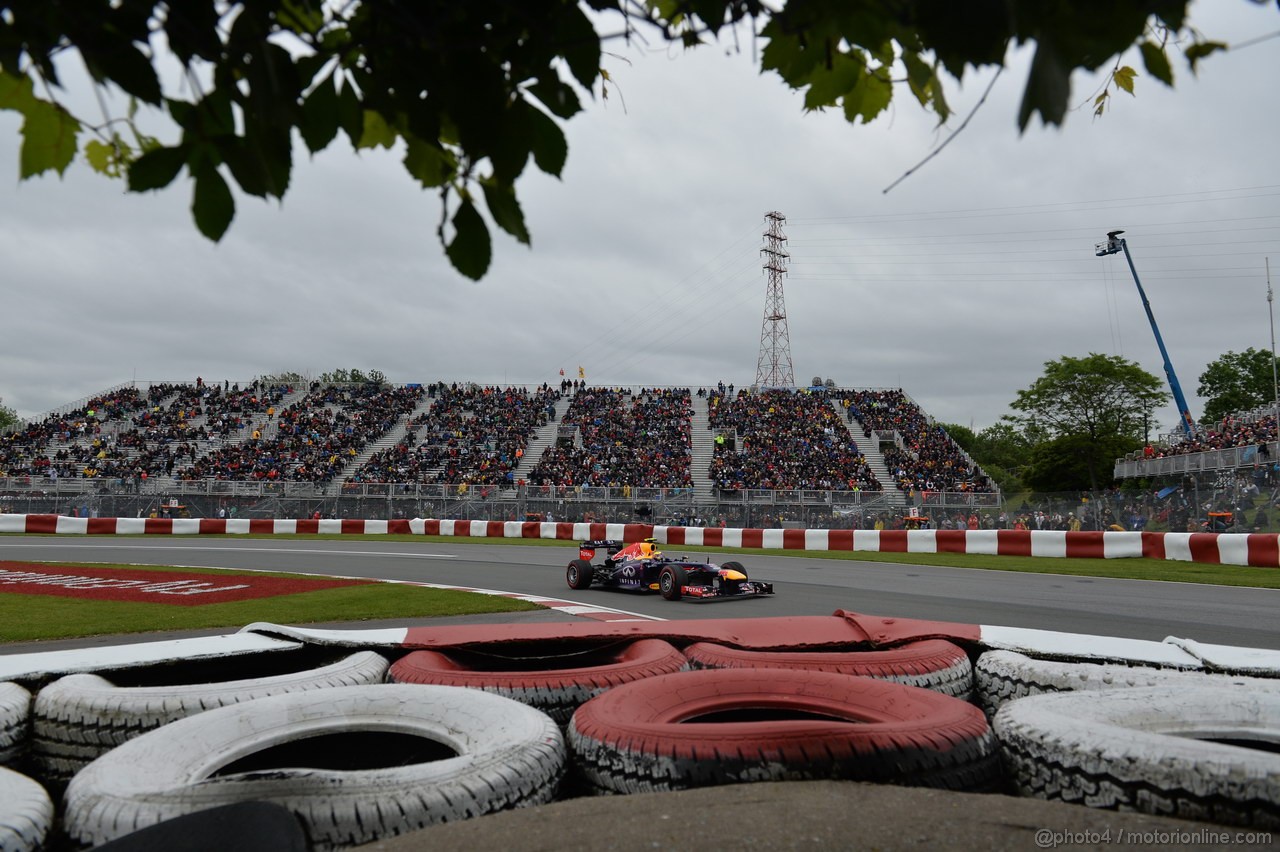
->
[0,562,540,643]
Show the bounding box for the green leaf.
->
[82,43,162,106]
[445,198,492,281]
[300,72,340,153]
[527,79,581,120]
[128,145,188,192]
[1018,42,1070,130]
[84,139,114,174]
[192,165,235,241]
[357,110,398,150]
[556,5,602,90]
[1185,41,1226,74]
[1139,43,1172,87]
[759,22,823,88]
[219,139,272,198]
[802,52,865,112]
[337,77,364,147]
[901,52,935,109]
[277,0,326,35]
[18,99,80,178]
[0,69,36,112]
[1112,65,1139,95]
[527,107,567,178]
[403,138,456,188]
[481,181,530,245]
[841,69,892,125]
[83,138,130,178]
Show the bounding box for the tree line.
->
[944,347,1280,493]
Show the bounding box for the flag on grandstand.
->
[559,368,565,376]
[578,366,585,379]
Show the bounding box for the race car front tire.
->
[566,559,594,590]
[62,684,567,850]
[720,560,747,578]
[569,667,998,794]
[659,565,687,601]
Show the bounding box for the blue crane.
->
[1095,230,1196,439]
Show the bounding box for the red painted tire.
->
[389,639,688,724]
[684,639,974,699]
[568,668,998,794]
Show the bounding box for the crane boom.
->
[1095,231,1196,438]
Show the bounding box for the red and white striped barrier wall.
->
[2,513,1277,567]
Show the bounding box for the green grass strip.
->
[0,562,539,643]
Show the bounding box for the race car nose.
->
[719,569,746,581]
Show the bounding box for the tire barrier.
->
[976,650,1280,718]
[683,639,974,700]
[88,800,310,852]
[33,650,389,785]
[62,684,567,851]
[0,683,32,767]
[994,685,1280,829]
[389,639,688,725]
[0,766,53,852]
[568,668,999,795]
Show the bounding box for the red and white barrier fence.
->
[2,513,1277,568]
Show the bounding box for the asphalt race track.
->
[2,537,1278,650]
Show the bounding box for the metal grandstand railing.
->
[0,475,988,524]
[1113,441,1276,479]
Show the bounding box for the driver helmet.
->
[639,537,661,558]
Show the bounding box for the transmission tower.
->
[754,211,796,389]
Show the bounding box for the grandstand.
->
[0,377,999,527]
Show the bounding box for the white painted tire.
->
[0,682,32,766]
[976,650,1280,717]
[63,683,566,850]
[994,685,1280,828]
[33,650,388,784]
[0,766,53,852]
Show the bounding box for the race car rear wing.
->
[579,539,624,561]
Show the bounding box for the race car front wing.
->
[679,580,775,601]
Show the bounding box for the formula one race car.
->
[565,538,774,601]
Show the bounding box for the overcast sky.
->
[2,2,1278,440]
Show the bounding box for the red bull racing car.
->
[565,538,774,601]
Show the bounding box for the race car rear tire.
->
[62,684,566,850]
[975,650,1280,718]
[566,559,594,590]
[569,668,998,794]
[389,639,688,725]
[684,640,974,700]
[32,650,389,785]
[994,685,1280,828]
[0,766,52,852]
[0,683,32,767]
[659,565,686,601]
